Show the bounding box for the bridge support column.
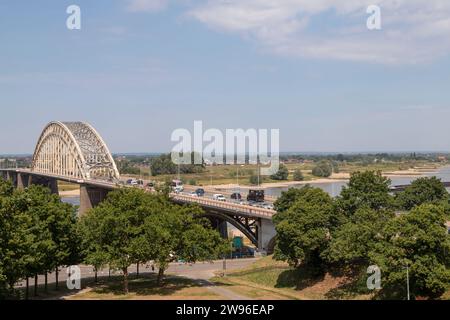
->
[257,219,277,255]
[218,221,228,239]
[209,218,229,240]
[17,173,30,190]
[79,185,109,216]
[6,171,18,188]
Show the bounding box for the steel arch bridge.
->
[31,121,120,181]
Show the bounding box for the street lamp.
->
[222,254,227,277]
[406,264,411,301]
[236,164,244,191]
[257,162,260,187]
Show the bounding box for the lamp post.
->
[406,264,410,301]
[222,254,227,277]
[236,164,244,190]
[257,162,260,187]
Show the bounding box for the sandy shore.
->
[211,176,349,191]
[212,167,441,191]
[59,189,80,197]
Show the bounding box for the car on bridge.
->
[261,203,274,210]
[171,180,184,193]
[213,194,227,202]
[195,188,205,197]
[231,192,242,200]
[247,190,265,203]
[126,179,139,186]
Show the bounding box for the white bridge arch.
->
[31,121,120,181]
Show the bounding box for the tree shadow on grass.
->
[227,265,288,278]
[13,272,208,300]
[275,264,326,291]
[227,264,327,292]
[324,267,372,300]
[91,274,206,297]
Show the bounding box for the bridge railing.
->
[170,193,276,219]
[182,185,278,203]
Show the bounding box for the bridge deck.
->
[1,168,276,220]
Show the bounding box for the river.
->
[264,166,450,198]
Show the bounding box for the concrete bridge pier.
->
[6,171,17,187]
[79,185,110,216]
[209,218,229,240]
[17,172,30,190]
[218,220,228,239]
[257,218,277,254]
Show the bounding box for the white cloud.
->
[127,0,169,13]
[187,0,450,64]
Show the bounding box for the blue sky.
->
[1,0,450,153]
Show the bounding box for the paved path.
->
[17,258,259,300]
[166,259,259,300]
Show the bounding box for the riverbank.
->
[212,166,441,191]
[59,189,79,197]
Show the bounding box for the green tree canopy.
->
[274,187,309,214]
[270,164,289,181]
[273,187,335,270]
[292,169,304,182]
[80,188,227,292]
[143,204,228,285]
[325,207,394,266]
[0,182,79,297]
[249,174,259,185]
[396,177,449,211]
[335,171,393,218]
[312,161,333,178]
[150,153,205,176]
[369,204,450,299]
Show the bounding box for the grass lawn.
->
[211,256,373,300]
[213,256,450,301]
[11,274,224,301]
[69,275,222,300]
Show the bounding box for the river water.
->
[60,166,450,204]
[264,166,450,198]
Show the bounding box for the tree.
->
[80,188,227,292]
[150,153,205,176]
[293,169,304,182]
[78,211,109,283]
[325,207,394,266]
[273,186,335,271]
[143,204,228,285]
[335,171,394,218]
[79,188,158,294]
[311,161,333,178]
[369,204,450,299]
[0,183,79,298]
[274,187,308,214]
[270,164,289,181]
[396,177,449,211]
[0,178,22,296]
[249,174,259,185]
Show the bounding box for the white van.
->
[213,194,226,202]
[171,180,184,192]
